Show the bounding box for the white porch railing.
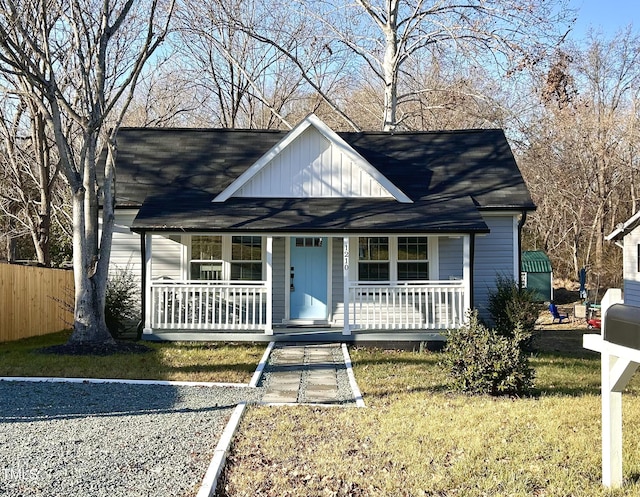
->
[150,280,268,330]
[347,281,466,330]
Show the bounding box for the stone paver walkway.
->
[262,344,344,404]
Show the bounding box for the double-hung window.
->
[358,237,389,281]
[231,236,263,280]
[190,235,223,280]
[397,236,429,280]
[357,236,430,282]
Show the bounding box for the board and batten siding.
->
[474,214,518,319]
[623,228,640,306]
[235,126,394,199]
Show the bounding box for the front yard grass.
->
[0,331,264,383]
[219,330,640,496]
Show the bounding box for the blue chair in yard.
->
[549,303,569,324]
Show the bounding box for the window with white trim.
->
[231,236,263,280]
[397,236,429,280]
[190,235,223,280]
[358,237,389,281]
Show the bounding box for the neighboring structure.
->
[107,114,535,341]
[521,250,553,302]
[606,211,640,307]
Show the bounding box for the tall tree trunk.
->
[68,183,113,344]
[381,2,399,131]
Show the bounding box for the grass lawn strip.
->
[218,330,640,497]
[0,330,265,384]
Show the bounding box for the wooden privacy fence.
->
[0,263,74,342]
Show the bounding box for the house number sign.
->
[343,241,349,270]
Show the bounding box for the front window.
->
[190,235,223,280]
[358,237,389,281]
[231,236,263,280]
[397,236,429,280]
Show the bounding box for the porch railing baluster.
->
[347,281,466,331]
[150,280,268,331]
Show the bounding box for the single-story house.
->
[606,212,640,306]
[107,114,535,341]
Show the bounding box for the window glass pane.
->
[191,235,222,260]
[191,262,223,280]
[232,236,262,260]
[398,262,429,281]
[231,262,262,281]
[295,237,323,248]
[358,262,390,281]
[398,237,428,261]
[358,237,389,261]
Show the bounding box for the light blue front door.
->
[290,237,328,320]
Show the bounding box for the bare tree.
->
[0,0,174,345]
[520,28,640,286]
[290,0,573,130]
[124,59,206,127]
[0,84,64,266]
[173,0,303,129]
[174,0,362,131]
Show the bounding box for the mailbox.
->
[603,304,640,350]
[583,302,640,488]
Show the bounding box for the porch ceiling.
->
[130,190,490,234]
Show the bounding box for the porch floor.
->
[142,327,446,344]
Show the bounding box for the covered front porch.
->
[140,233,473,340]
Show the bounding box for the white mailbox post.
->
[583,303,640,488]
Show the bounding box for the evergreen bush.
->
[443,310,534,396]
[105,266,140,339]
[487,274,541,342]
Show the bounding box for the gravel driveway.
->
[0,381,264,497]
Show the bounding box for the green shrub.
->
[105,266,140,339]
[487,274,541,346]
[443,310,534,396]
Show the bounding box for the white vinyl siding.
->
[109,210,182,281]
[109,210,140,279]
[474,214,518,319]
[439,236,464,280]
[235,126,394,199]
[272,237,286,323]
[331,238,345,325]
[623,229,640,306]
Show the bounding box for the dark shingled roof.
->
[111,127,534,233]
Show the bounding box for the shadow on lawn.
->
[530,328,603,397]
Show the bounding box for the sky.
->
[569,0,639,40]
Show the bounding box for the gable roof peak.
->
[213,113,412,203]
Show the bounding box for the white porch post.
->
[265,236,273,335]
[343,237,351,335]
[463,234,472,315]
[143,233,153,334]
